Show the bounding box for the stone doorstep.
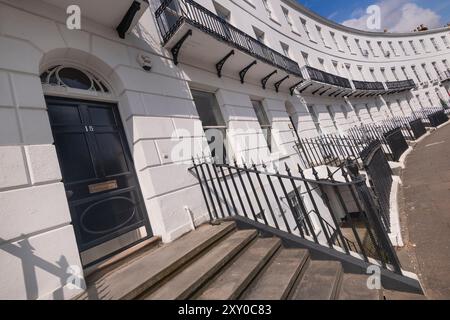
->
[77,221,236,300]
[84,236,162,283]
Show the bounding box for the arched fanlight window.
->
[40,65,110,93]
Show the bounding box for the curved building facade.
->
[0,0,448,299]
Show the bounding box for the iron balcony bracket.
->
[116,0,141,39]
[171,29,193,65]
[328,88,341,97]
[261,70,277,89]
[289,80,304,96]
[274,75,289,92]
[334,89,345,97]
[319,87,331,96]
[311,85,324,95]
[239,60,257,84]
[299,83,313,93]
[216,50,234,78]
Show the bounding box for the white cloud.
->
[341,0,442,32]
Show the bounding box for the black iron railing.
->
[415,107,441,126]
[409,118,427,139]
[352,80,385,91]
[385,79,416,91]
[294,119,415,170]
[189,157,402,273]
[383,127,408,161]
[347,124,394,158]
[427,110,448,127]
[295,134,368,168]
[304,66,352,89]
[360,141,393,231]
[383,116,416,141]
[154,0,303,77]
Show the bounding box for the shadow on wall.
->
[0,236,85,300]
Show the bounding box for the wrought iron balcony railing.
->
[154,0,303,77]
[352,80,385,91]
[385,79,416,91]
[303,66,352,89]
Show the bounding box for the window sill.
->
[291,29,302,37]
[242,0,256,9]
[270,16,281,26]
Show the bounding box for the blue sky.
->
[298,0,450,32]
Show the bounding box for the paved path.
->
[399,123,450,299]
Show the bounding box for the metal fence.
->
[295,134,369,168]
[383,127,409,161]
[409,118,427,140]
[359,141,393,231]
[415,107,446,126]
[189,157,402,273]
[346,124,394,158]
[427,110,448,127]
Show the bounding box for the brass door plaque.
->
[88,180,118,194]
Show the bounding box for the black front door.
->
[46,96,151,253]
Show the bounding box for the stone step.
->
[242,248,310,300]
[338,274,383,300]
[290,260,343,300]
[78,221,236,300]
[383,289,427,300]
[196,237,282,300]
[142,229,258,300]
[85,236,161,283]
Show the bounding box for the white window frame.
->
[251,100,274,153]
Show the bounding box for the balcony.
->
[154,0,304,94]
[296,66,353,97]
[384,79,416,94]
[350,80,385,98]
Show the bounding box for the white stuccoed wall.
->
[0,0,211,299]
[1,0,450,299]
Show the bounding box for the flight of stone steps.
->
[77,221,425,300]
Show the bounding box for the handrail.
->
[189,157,402,273]
[154,0,303,77]
[214,163,364,187]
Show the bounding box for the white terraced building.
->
[0,0,449,300]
